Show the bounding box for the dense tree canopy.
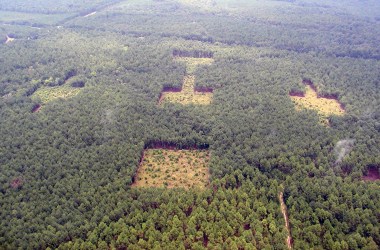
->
[0,0,379,249]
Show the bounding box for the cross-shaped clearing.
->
[159,53,214,105]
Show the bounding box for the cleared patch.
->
[32,84,80,104]
[362,166,380,182]
[290,80,345,125]
[279,191,293,249]
[174,57,214,74]
[132,149,210,189]
[159,75,212,105]
[159,50,214,105]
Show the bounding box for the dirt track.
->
[279,192,292,249]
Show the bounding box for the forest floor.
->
[290,84,345,125]
[279,192,293,249]
[159,75,213,105]
[132,149,210,189]
[32,84,81,104]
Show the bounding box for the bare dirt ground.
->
[279,192,293,249]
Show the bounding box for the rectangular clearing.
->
[132,149,210,189]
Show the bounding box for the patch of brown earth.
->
[279,192,293,249]
[31,104,41,113]
[362,167,380,181]
[10,177,23,189]
[288,89,304,98]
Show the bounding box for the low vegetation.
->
[290,84,345,125]
[159,75,213,105]
[1,0,380,249]
[132,149,210,189]
[174,57,214,74]
[160,55,214,105]
[32,84,81,104]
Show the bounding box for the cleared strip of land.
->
[279,192,292,249]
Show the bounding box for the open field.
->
[132,149,210,189]
[161,91,212,105]
[159,75,213,105]
[290,84,345,125]
[32,84,81,104]
[174,57,214,74]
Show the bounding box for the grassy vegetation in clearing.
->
[159,54,214,105]
[174,57,214,74]
[132,149,210,189]
[32,84,81,104]
[290,85,345,125]
[159,75,213,105]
